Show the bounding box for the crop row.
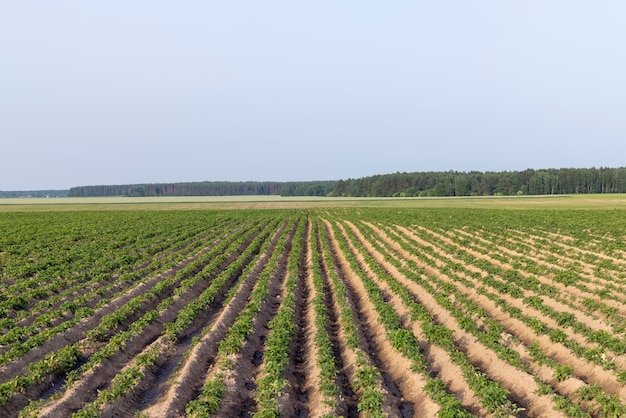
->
[2,208,626,417]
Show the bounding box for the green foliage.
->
[553,365,573,382]
[185,376,226,416]
[354,362,385,418]
[255,218,308,416]
[69,181,337,197]
[332,167,626,197]
[6,205,626,417]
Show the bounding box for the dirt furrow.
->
[0,228,241,386]
[365,222,598,413]
[362,221,563,417]
[480,228,626,305]
[215,223,297,417]
[2,262,216,418]
[33,226,268,418]
[10,229,221,334]
[100,228,276,417]
[343,221,488,416]
[315,224,358,417]
[302,220,329,417]
[456,226,622,296]
[519,228,626,269]
[279,218,310,417]
[321,221,401,417]
[141,223,287,417]
[532,228,626,260]
[371,222,626,405]
[323,219,436,418]
[449,227,626,330]
[429,226,626,369]
[478,227,626,297]
[409,226,621,354]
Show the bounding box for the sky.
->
[1,1,625,190]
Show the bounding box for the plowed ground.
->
[2,209,626,417]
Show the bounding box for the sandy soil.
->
[344,220,489,416]
[142,223,287,417]
[36,225,270,417]
[214,222,297,417]
[410,226,625,358]
[324,219,439,417]
[361,221,566,417]
[377,222,626,405]
[302,220,333,417]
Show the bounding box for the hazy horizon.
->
[3,2,625,190]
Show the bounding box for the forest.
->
[68,181,336,197]
[331,167,626,197]
[0,190,68,198]
[29,167,626,199]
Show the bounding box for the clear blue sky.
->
[2,1,625,190]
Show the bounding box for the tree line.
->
[24,167,626,199]
[0,190,68,198]
[330,167,626,197]
[68,181,337,197]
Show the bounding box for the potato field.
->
[2,208,626,417]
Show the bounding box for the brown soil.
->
[409,226,622,356]
[10,213,626,417]
[441,227,626,361]
[374,222,626,405]
[0,228,242,387]
[302,220,329,417]
[344,221,488,416]
[362,221,564,417]
[522,228,626,268]
[365,222,600,414]
[215,222,297,417]
[35,225,270,417]
[323,219,439,417]
[321,221,400,417]
[315,223,359,417]
[141,223,287,417]
[10,229,221,333]
[277,218,310,417]
[455,225,619,299]
[493,228,625,296]
[477,228,626,315]
[98,337,170,418]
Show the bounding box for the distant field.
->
[2,193,626,211]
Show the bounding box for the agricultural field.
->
[2,203,626,417]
